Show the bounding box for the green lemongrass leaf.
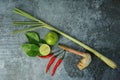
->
[14,8,38,21]
[13,21,40,25]
[14,8,39,22]
[12,26,42,34]
[13,8,117,69]
[13,21,40,26]
[14,24,41,26]
[14,8,46,25]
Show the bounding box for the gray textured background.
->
[0,0,120,80]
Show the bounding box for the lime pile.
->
[21,31,59,57]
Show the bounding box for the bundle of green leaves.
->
[21,31,46,57]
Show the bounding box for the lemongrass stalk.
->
[13,8,117,69]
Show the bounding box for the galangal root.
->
[58,44,91,70]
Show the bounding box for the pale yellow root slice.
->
[77,53,92,70]
[58,44,92,70]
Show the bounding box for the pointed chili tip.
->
[46,70,48,73]
[51,73,54,76]
[46,67,49,74]
[51,71,55,76]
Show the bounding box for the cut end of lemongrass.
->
[98,54,118,69]
[112,64,117,69]
[105,59,117,69]
[108,62,117,69]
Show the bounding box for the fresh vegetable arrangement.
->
[13,8,117,76]
[21,31,44,57]
[21,30,65,76]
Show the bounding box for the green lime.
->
[39,44,51,56]
[45,31,59,46]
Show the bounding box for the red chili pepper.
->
[51,58,62,76]
[46,56,57,73]
[46,52,62,73]
[38,54,53,58]
[51,52,65,76]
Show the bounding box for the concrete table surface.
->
[0,0,120,80]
